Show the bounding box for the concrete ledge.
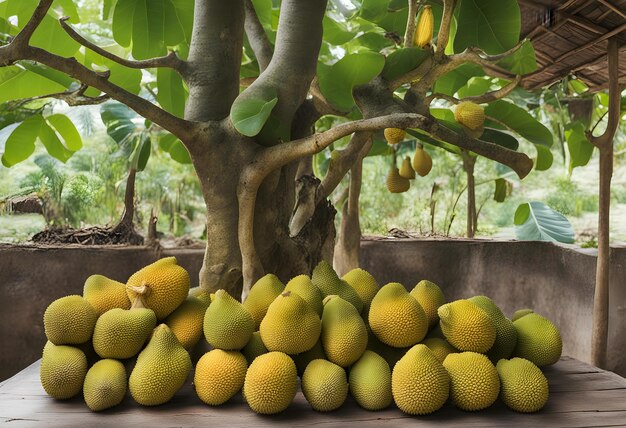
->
[0,239,624,381]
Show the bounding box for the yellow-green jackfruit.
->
[194,349,248,406]
[469,295,517,362]
[443,352,500,411]
[44,295,97,345]
[438,299,496,353]
[164,295,207,350]
[311,261,364,313]
[513,313,562,366]
[410,280,445,328]
[83,274,130,316]
[243,274,285,329]
[497,357,549,413]
[284,274,323,316]
[83,359,127,411]
[243,351,297,414]
[342,268,379,314]
[321,295,368,367]
[203,289,255,350]
[302,359,348,412]
[40,341,87,400]
[349,350,392,411]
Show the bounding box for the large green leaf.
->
[157,68,186,118]
[38,119,74,163]
[85,50,143,95]
[360,0,388,21]
[480,128,519,150]
[433,63,483,96]
[0,116,42,167]
[566,121,594,172]
[0,66,67,103]
[46,114,82,151]
[381,47,429,82]
[31,13,80,57]
[514,201,575,243]
[158,133,191,163]
[454,0,520,55]
[484,100,553,146]
[497,40,537,75]
[318,52,385,112]
[112,0,187,60]
[323,15,355,45]
[100,102,137,143]
[230,91,278,137]
[534,144,553,171]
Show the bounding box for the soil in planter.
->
[32,225,144,246]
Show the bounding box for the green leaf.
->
[480,128,519,150]
[407,128,460,154]
[514,201,575,243]
[85,50,143,95]
[366,138,394,157]
[0,66,67,103]
[46,114,82,151]
[103,0,117,19]
[457,77,492,98]
[0,115,43,167]
[454,0,520,55]
[158,133,191,163]
[566,122,594,172]
[54,0,80,22]
[157,68,186,118]
[100,102,136,143]
[20,63,75,89]
[136,135,151,171]
[497,40,537,75]
[360,0,388,21]
[318,52,385,112]
[433,63,483,96]
[484,100,553,146]
[493,178,508,202]
[38,120,74,162]
[381,47,429,82]
[31,13,80,57]
[535,145,553,171]
[230,92,278,137]
[323,15,355,45]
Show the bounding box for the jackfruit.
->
[126,257,190,320]
[129,324,191,406]
[410,280,445,327]
[242,331,268,364]
[291,338,326,376]
[312,261,363,313]
[438,299,496,353]
[384,128,405,145]
[302,359,348,412]
[399,156,416,179]
[83,274,130,316]
[420,337,456,363]
[349,350,392,411]
[392,344,449,415]
[203,289,255,350]
[443,352,500,411]
[260,291,321,355]
[40,342,87,400]
[342,268,379,314]
[189,286,212,306]
[454,101,485,138]
[512,308,534,322]
[513,313,562,366]
[412,145,432,177]
[284,274,323,316]
[83,359,127,411]
[164,295,207,349]
[497,357,549,413]
[369,282,428,348]
[386,167,410,193]
[44,295,97,345]
[194,349,248,406]
[468,295,517,362]
[243,351,297,414]
[321,295,368,367]
[243,274,285,329]
[92,302,157,359]
[414,5,434,48]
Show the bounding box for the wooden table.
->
[1,356,625,427]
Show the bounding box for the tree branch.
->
[404,0,419,48]
[12,83,109,107]
[11,0,53,47]
[425,75,521,105]
[59,17,185,72]
[436,0,456,59]
[244,0,273,72]
[185,0,245,121]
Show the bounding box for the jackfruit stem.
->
[281,291,292,297]
[128,282,150,309]
[417,143,424,150]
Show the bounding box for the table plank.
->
[0,357,624,427]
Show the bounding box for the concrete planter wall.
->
[1,239,624,381]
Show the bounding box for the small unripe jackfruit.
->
[454,101,485,131]
[497,357,549,413]
[92,305,157,359]
[392,344,449,415]
[83,275,130,316]
[311,261,363,313]
[384,128,405,145]
[83,359,127,411]
[194,349,248,406]
[444,352,500,411]
[349,350,392,411]
[414,5,434,48]
[129,324,192,406]
[40,342,87,400]
[321,295,368,367]
[512,308,534,322]
[302,359,348,412]
[203,289,255,350]
[412,145,432,176]
[243,274,285,329]
[126,257,190,320]
[386,167,410,193]
[399,156,415,179]
[44,295,97,345]
[438,299,496,353]
[410,280,445,328]
[513,313,562,366]
[243,351,297,414]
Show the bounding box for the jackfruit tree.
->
[0,0,553,299]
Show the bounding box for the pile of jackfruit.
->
[40,256,562,415]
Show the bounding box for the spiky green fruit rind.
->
[386,167,410,193]
[243,351,297,414]
[468,295,518,362]
[311,261,363,313]
[302,359,348,412]
[83,359,127,411]
[350,350,393,411]
[203,289,255,350]
[44,295,97,345]
[194,349,247,406]
[438,299,496,353]
[242,331,268,365]
[321,295,368,367]
[284,274,323,316]
[40,342,87,400]
[513,313,562,366]
[93,307,157,359]
[443,352,500,411]
[497,357,549,413]
[243,274,285,329]
[342,268,379,313]
[83,275,130,316]
[410,280,445,328]
[512,309,534,322]
[454,101,485,131]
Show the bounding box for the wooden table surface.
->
[1,356,625,427]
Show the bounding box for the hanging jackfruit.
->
[454,102,485,139]
[386,167,411,193]
[384,128,405,145]
[399,156,416,179]
[414,5,434,48]
[412,145,432,177]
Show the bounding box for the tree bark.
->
[462,152,477,238]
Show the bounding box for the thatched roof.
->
[517,0,626,92]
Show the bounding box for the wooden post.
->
[587,38,621,368]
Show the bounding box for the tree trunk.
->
[114,167,136,230]
[462,152,477,238]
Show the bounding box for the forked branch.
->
[425,75,522,105]
[244,0,273,72]
[435,0,456,59]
